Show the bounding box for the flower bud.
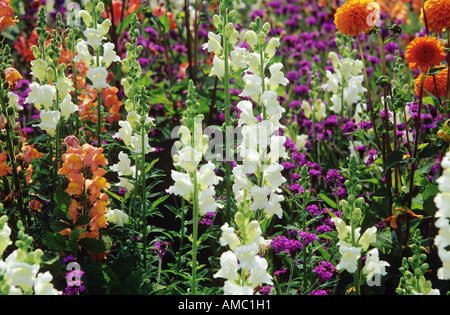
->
[99,19,112,35]
[224,23,234,38]
[437,130,450,142]
[244,30,258,49]
[96,2,105,16]
[234,212,245,228]
[257,31,266,45]
[212,15,222,29]
[79,10,92,26]
[30,45,41,60]
[46,67,56,82]
[352,207,362,223]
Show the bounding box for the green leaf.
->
[85,261,121,286]
[69,229,84,257]
[50,220,72,233]
[74,214,91,227]
[79,238,107,254]
[385,151,404,173]
[319,193,337,214]
[418,145,439,159]
[159,13,171,34]
[422,184,439,216]
[42,232,67,252]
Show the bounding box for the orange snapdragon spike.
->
[58,136,111,260]
[383,207,423,229]
[29,199,43,214]
[22,144,44,163]
[0,152,11,176]
[25,164,33,185]
[58,46,73,66]
[101,87,123,124]
[4,67,22,91]
[0,0,17,34]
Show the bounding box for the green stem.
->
[357,36,381,150]
[0,84,25,224]
[176,199,186,274]
[286,258,294,295]
[407,69,428,247]
[191,168,199,295]
[141,125,148,268]
[97,90,102,146]
[223,8,232,225]
[446,29,450,109]
[71,26,80,137]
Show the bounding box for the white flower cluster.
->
[26,57,78,137]
[434,152,450,280]
[323,52,366,118]
[76,4,121,90]
[0,216,60,295]
[105,208,129,227]
[167,123,223,216]
[214,221,272,295]
[204,19,289,217]
[208,14,287,295]
[113,14,155,157]
[332,217,389,278]
[232,31,288,220]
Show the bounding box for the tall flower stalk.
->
[167,80,223,294]
[113,13,155,267]
[214,14,289,295]
[333,157,389,295]
[25,8,78,202]
[203,0,237,224]
[77,0,121,147]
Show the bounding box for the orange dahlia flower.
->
[414,68,448,98]
[421,0,450,34]
[405,36,447,73]
[335,0,379,36]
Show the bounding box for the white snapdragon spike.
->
[8,92,22,111]
[167,138,223,215]
[362,248,390,280]
[114,115,156,154]
[59,94,79,120]
[33,272,60,295]
[323,52,366,115]
[25,83,56,111]
[337,244,361,273]
[214,221,273,295]
[331,217,389,277]
[0,216,61,296]
[33,110,61,137]
[231,29,287,220]
[105,209,129,226]
[75,11,121,90]
[434,152,450,280]
[86,67,109,90]
[30,58,48,83]
[0,216,12,257]
[110,151,137,192]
